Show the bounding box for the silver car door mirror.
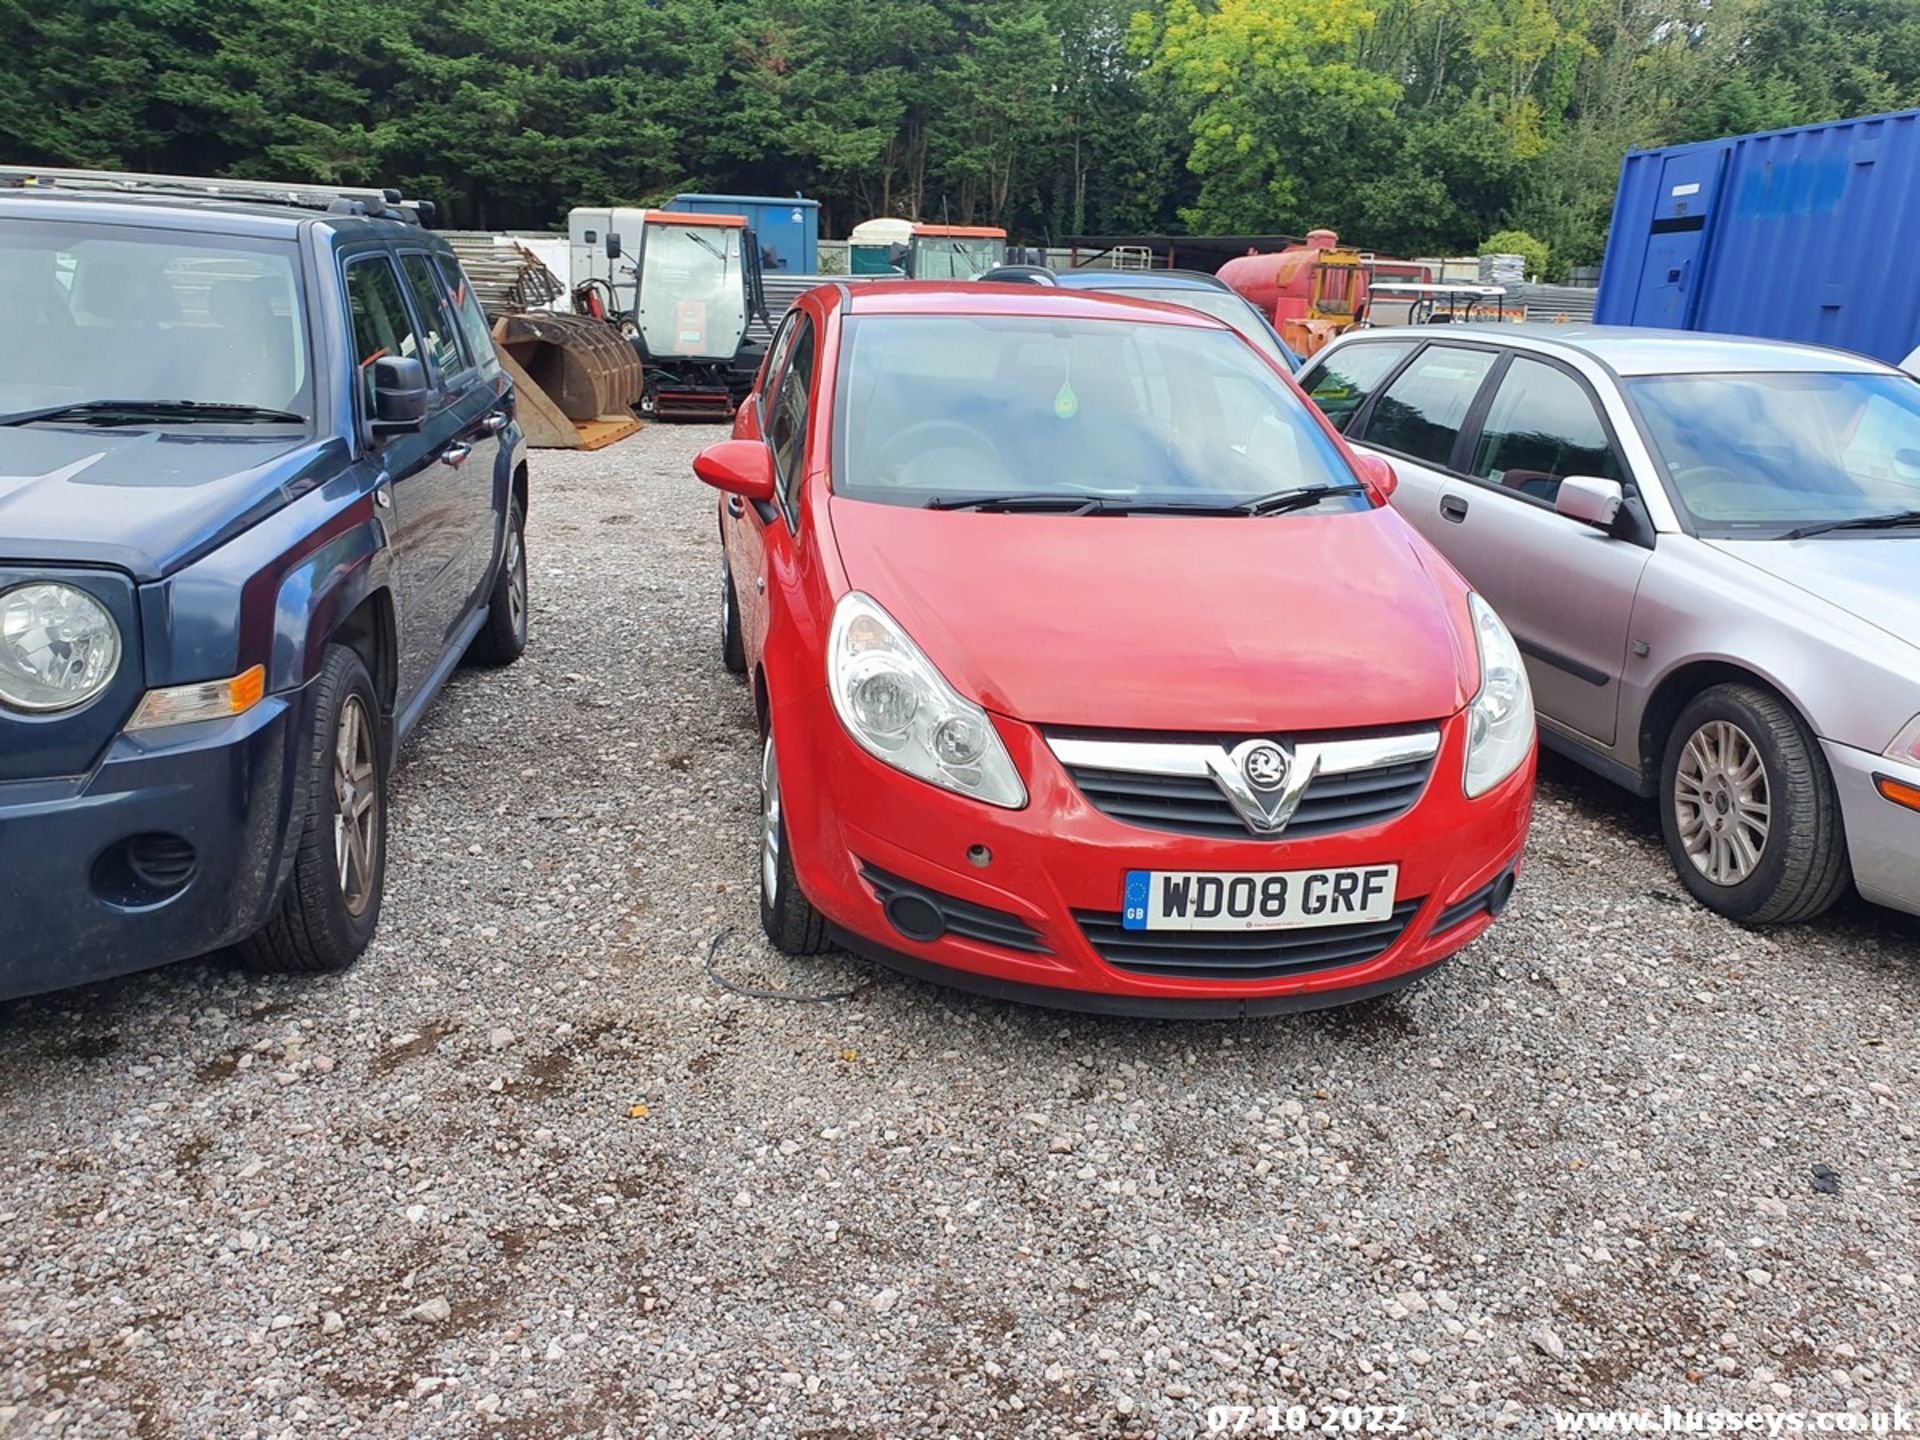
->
[1555,475,1625,529]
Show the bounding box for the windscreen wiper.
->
[924,493,1111,514]
[0,399,307,427]
[1781,508,1920,540]
[1237,483,1372,516]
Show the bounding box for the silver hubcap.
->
[333,695,380,916]
[761,736,782,901]
[506,528,526,634]
[722,561,734,635]
[1675,719,1770,887]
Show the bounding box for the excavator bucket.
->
[490,312,645,450]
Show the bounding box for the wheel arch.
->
[1638,660,1810,791]
[329,587,399,730]
[268,516,393,700]
[752,663,771,738]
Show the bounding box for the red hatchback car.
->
[697,283,1535,1016]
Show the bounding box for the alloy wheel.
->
[333,694,381,916]
[1673,718,1771,887]
[761,735,782,902]
[506,528,527,636]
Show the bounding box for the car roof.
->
[1354,322,1897,377]
[0,188,429,245]
[842,281,1228,329]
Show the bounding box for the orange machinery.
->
[1217,229,1430,357]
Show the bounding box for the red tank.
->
[1217,228,1349,325]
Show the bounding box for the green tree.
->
[1137,0,1402,234]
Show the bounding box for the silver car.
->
[1298,325,1920,924]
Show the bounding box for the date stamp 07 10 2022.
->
[1206,1405,1410,1435]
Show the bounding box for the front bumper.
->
[1822,738,1920,917]
[774,688,1535,1016]
[0,692,308,1000]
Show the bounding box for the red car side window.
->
[770,316,817,518]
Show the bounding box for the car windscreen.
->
[913,239,1002,281]
[1116,286,1293,370]
[638,224,745,360]
[833,313,1360,509]
[1628,371,1920,536]
[0,217,312,425]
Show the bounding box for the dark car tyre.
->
[759,734,830,955]
[721,553,747,675]
[468,500,529,666]
[239,644,388,973]
[1659,682,1850,925]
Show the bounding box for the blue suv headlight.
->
[0,582,123,713]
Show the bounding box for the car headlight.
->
[1463,593,1534,798]
[0,582,122,713]
[1888,714,1920,767]
[828,592,1026,809]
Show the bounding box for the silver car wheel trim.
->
[1674,719,1771,887]
[722,561,734,636]
[333,694,380,917]
[761,736,782,901]
[506,528,526,634]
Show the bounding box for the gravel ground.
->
[3,424,1918,1440]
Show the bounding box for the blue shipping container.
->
[666,194,820,274]
[1594,108,1920,363]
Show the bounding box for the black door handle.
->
[725,495,746,519]
[1440,495,1470,523]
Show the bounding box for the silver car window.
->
[1469,357,1624,505]
[1629,371,1920,536]
[1302,342,1415,433]
[1361,345,1496,469]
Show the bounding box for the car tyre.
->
[467,500,529,666]
[759,733,830,955]
[1659,683,1850,925]
[721,554,747,675]
[239,644,388,973]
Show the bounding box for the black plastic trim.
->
[856,860,1051,955]
[1516,637,1611,688]
[826,924,1450,1019]
[1074,898,1423,982]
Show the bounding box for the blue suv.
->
[0,172,530,998]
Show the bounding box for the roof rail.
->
[0,165,435,226]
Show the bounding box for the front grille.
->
[1074,899,1423,981]
[1050,729,1440,841]
[1063,758,1435,839]
[857,861,1051,955]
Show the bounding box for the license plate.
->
[1122,865,1399,932]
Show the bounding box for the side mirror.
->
[606,232,623,260]
[694,440,776,503]
[1555,475,1625,529]
[371,356,429,432]
[1352,452,1397,501]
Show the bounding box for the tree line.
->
[4,0,1918,277]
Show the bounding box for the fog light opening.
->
[91,833,198,909]
[1488,868,1518,917]
[883,893,947,944]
